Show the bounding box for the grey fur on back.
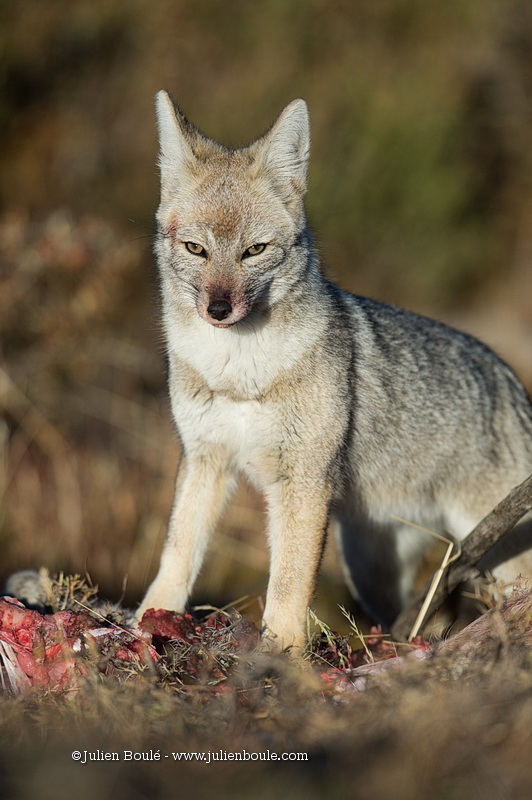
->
[324,285,532,622]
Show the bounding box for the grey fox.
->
[137,91,532,650]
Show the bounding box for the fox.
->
[136,91,532,651]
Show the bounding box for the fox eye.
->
[243,243,266,259]
[185,241,207,257]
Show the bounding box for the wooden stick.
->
[391,473,532,642]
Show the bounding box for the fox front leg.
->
[136,450,236,620]
[261,476,331,653]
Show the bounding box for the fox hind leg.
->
[334,511,430,629]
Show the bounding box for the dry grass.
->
[0,579,531,800]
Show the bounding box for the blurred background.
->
[1,0,532,627]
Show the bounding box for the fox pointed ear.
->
[257,99,310,205]
[155,90,196,189]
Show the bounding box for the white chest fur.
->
[164,304,328,485]
[165,305,324,400]
[173,386,280,487]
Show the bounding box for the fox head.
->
[155,91,310,328]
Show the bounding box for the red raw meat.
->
[0,597,157,694]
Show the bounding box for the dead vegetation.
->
[0,575,531,800]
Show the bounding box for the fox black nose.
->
[208,299,232,321]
